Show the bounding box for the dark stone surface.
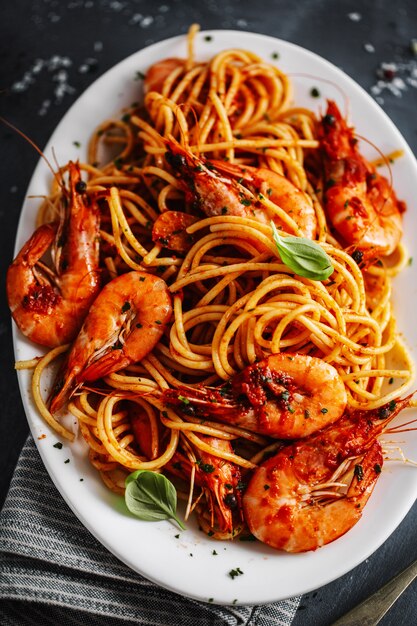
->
[1,1,416,624]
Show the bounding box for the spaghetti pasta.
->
[10,25,415,546]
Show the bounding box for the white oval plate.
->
[13,30,417,606]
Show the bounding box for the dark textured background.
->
[1,1,417,624]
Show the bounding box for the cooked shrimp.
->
[168,436,243,535]
[163,353,347,439]
[145,58,185,94]
[152,210,198,252]
[243,395,413,552]
[49,271,172,412]
[210,160,317,239]
[318,100,405,255]
[7,162,100,347]
[165,140,317,237]
[131,404,159,460]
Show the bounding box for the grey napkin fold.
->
[0,436,300,625]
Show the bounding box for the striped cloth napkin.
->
[0,436,301,625]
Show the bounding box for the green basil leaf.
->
[125,470,186,530]
[271,222,334,281]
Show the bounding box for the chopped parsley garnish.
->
[178,395,190,405]
[204,35,213,42]
[351,249,364,265]
[378,400,396,419]
[354,464,364,482]
[73,141,81,148]
[121,301,131,313]
[310,87,320,98]
[135,71,145,80]
[271,52,280,59]
[374,464,382,474]
[320,408,328,414]
[229,567,244,580]
[198,462,215,474]
[53,442,63,449]
[240,198,251,206]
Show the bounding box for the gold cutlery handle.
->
[332,559,417,626]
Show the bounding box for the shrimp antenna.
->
[186,105,202,156]
[0,116,63,189]
[355,134,394,195]
[287,74,349,118]
[51,146,67,192]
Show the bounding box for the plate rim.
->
[11,29,417,606]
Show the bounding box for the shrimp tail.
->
[48,355,78,414]
[12,223,57,269]
[79,349,131,383]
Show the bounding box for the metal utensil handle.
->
[331,558,417,626]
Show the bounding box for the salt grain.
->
[109,1,124,11]
[407,78,417,88]
[53,70,69,83]
[348,12,362,22]
[54,82,75,103]
[158,4,169,12]
[129,13,143,25]
[140,16,154,28]
[10,186,18,194]
[38,99,51,116]
[78,57,98,74]
[94,41,103,52]
[237,19,248,27]
[364,43,375,53]
[32,60,44,74]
